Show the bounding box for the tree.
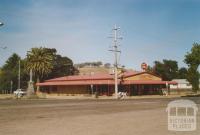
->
[44,54,75,80]
[25,47,77,93]
[25,47,54,93]
[146,65,153,72]
[74,61,103,68]
[163,59,178,80]
[0,53,28,93]
[153,61,165,79]
[153,60,178,81]
[104,63,111,68]
[96,61,103,67]
[187,65,199,91]
[184,43,200,92]
[0,48,76,94]
[177,67,188,79]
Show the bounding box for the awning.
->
[122,80,177,85]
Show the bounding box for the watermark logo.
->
[166,99,198,131]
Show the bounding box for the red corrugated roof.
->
[121,71,140,77]
[122,71,161,79]
[46,73,114,82]
[37,79,116,86]
[37,80,177,86]
[36,71,177,86]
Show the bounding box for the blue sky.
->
[0,0,200,70]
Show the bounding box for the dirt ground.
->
[0,97,199,135]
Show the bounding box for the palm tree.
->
[26,47,54,93]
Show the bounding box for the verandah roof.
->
[37,80,116,86]
[37,80,177,86]
[36,71,177,86]
[122,80,177,85]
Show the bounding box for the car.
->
[13,89,26,97]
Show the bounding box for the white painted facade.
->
[170,79,200,89]
[170,79,192,89]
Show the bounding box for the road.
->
[0,97,199,135]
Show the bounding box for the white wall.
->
[170,84,192,89]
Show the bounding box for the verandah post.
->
[107,84,110,96]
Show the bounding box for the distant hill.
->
[74,61,138,75]
[77,67,138,75]
[78,67,111,75]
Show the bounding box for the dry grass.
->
[78,67,110,75]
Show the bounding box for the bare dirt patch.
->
[0,98,199,135]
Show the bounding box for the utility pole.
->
[18,60,21,89]
[10,80,13,94]
[109,25,122,99]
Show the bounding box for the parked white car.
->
[14,89,26,98]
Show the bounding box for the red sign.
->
[141,63,147,71]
